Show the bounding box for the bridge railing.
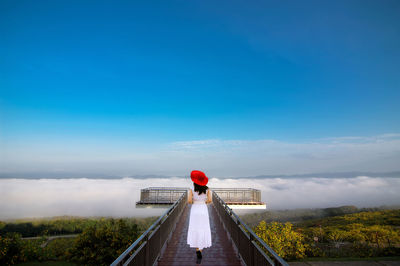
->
[212,191,289,266]
[111,191,188,266]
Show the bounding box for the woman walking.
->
[187,170,212,264]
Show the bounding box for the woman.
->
[187,170,212,263]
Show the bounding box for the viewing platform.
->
[113,188,287,266]
[136,187,189,207]
[136,187,266,209]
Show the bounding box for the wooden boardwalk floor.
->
[157,204,243,266]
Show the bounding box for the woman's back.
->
[192,189,207,203]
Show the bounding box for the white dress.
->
[186,188,212,249]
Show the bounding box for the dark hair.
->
[193,182,208,195]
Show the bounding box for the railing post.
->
[249,233,254,266]
[156,190,159,204]
[145,234,150,266]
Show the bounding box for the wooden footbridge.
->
[111,188,288,266]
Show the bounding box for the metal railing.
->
[136,187,264,206]
[212,188,262,204]
[212,191,289,266]
[137,187,188,205]
[111,191,188,266]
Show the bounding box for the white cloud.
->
[1,176,399,220]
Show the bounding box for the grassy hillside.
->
[297,209,400,228]
[240,205,400,227]
[246,208,400,260]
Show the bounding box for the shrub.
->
[68,219,139,266]
[0,233,25,265]
[254,221,307,260]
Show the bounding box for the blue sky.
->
[1,0,399,176]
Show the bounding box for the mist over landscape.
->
[1,175,399,220]
[2,133,399,220]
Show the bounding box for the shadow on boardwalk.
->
[157,204,243,266]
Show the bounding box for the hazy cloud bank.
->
[167,133,400,176]
[1,176,399,220]
[1,134,399,177]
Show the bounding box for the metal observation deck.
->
[136,187,266,209]
[112,188,287,266]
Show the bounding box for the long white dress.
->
[186,188,212,249]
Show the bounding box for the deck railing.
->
[111,191,187,266]
[136,187,264,206]
[212,188,262,204]
[137,187,188,205]
[212,191,289,266]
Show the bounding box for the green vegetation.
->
[298,209,400,227]
[254,221,307,259]
[68,219,139,265]
[17,262,75,266]
[0,216,157,237]
[0,216,157,265]
[2,207,400,264]
[249,209,400,261]
[240,205,399,227]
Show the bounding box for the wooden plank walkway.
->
[157,204,243,266]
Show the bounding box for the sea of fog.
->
[1,176,400,220]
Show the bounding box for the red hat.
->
[191,170,208,186]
